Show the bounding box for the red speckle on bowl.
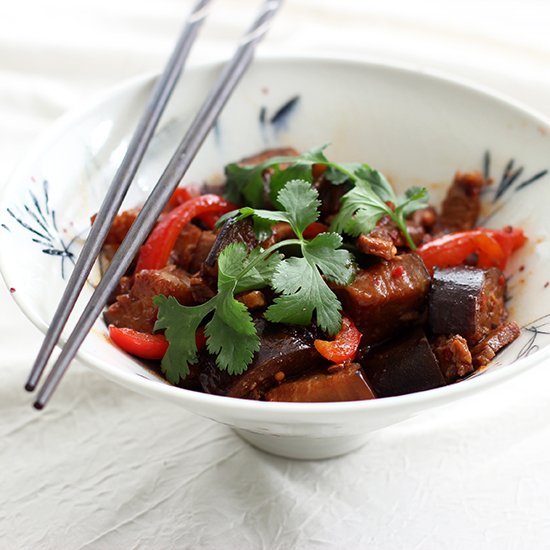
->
[9,287,16,293]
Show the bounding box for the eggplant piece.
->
[199,319,327,399]
[189,221,257,304]
[198,217,258,291]
[203,217,257,270]
[429,267,506,344]
[265,363,376,402]
[333,253,431,345]
[361,328,446,397]
[313,175,350,218]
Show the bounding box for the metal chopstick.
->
[25,0,213,392]
[33,0,283,409]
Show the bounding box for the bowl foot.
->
[234,429,369,460]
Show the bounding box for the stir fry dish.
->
[100,146,526,402]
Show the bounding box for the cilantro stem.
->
[327,163,418,251]
[393,212,417,250]
[235,238,303,282]
[396,219,417,250]
[326,162,359,183]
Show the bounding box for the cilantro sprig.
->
[225,145,428,249]
[331,169,429,250]
[153,243,281,383]
[225,144,356,208]
[234,180,354,334]
[154,179,354,382]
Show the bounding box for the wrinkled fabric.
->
[2,1,550,548]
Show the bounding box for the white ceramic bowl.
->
[2,57,550,459]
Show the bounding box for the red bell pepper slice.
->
[136,194,235,271]
[109,325,206,360]
[314,315,362,363]
[485,226,527,258]
[109,326,169,360]
[417,226,526,275]
[166,187,194,210]
[166,187,224,229]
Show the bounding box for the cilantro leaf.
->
[224,145,331,208]
[330,179,390,236]
[153,295,213,383]
[224,163,265,207]
[354,165,396,203]
[236,206,289,226]
[276,180,320,236]
[269,163,313,208]
[264,226,353,335]
[324,166,353,185]
[205,290,259,375]
[298,144,331,164]
[215,209,240,229]
[218,243,282,294]
[233,178,355,335]
[303,233,354,285]
[232,180,321,239]
[398,186,429,218]
[330,171,429,249]
[265,257,343,335]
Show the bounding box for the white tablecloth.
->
[2,1,550,548]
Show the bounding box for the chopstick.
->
[32,0,283,409]
[25,0,213,392]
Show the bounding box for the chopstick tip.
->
[33,400,45,411]
[25,381,36,392]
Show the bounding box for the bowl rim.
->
[3,53,550,416]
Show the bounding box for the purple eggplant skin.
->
[265,363,377,403]
[199,319,328,399]
[429,266,506,344]
[203,217,257,269]
[361,328,447,398]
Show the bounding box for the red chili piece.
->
[109,325,169,360]
[314,315,362,363]
[311,163,328,179]
[391,265,404,278]
[166,187,194,210]
[416,227,527,275]
[166,187,221,229]
[109,325,206,360]
[136,194,235,271]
